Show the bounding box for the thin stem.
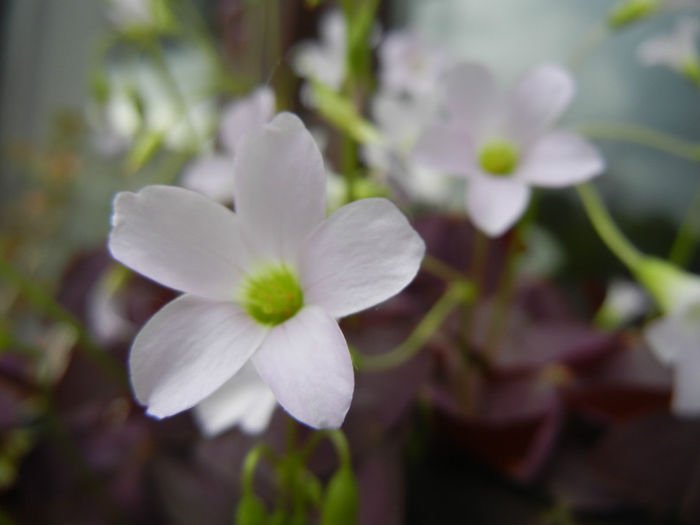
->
[341,133,358,203]
[0,258,127,386]
[567,22,611,71]
[669,187,700,267]
[327,429,352,468]
[241,443,276,493]
[576,183,643,270]
[421,254,469,284]
[355,281,474,372]
[576,122,700,162]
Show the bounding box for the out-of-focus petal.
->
[519,131,604,188]
[219,87,275,154]
[466,175,531,237]
[180,154,236,203]
[193,362,277,437]
[506,64,574,146]
[414,123,477,177]
[300,198,425,319]
[252,306,353,429]
[445,62,499,138]
[130,295,267,418]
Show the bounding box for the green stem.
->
[669,188,700,267]
[421,254,469,284]
[327,429,352,468]
[341,133,358,203]
[355,281,474,372]
[576,122,700,162]
[576,183,643,270]
[0,258,127,386]
[241,443,274,493]
[567,23,610,71]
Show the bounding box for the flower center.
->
[239,264,304,326]
[478,140,519,176]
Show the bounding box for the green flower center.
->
[240,264,304,326]
[478,140,519,176]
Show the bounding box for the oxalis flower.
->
[637,17,700,86]
[108,113,425,430]
[415,62,605,237]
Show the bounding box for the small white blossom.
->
[415,62,605,237]
[646,300,700,416]
[638,17,700,83]
[107,0,155,28]
[292,9,347,90]
[181,87,275,202]
[108,113,425,430]
[378,30,450,96]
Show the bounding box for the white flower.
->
[378,30,450,96]
[181,87,275,202]
[637,17,700,83]
[414,62,605,237]
[595,279,651,328]
[646,301,700,416]
[108,113,425,430]
[362,92,457,207]
[292,9,347,90]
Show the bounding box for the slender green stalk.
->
[421,254,469,284]
[567,23,611,71]
[576,183,643,270]
[356,281,474,372]
[669,188,700,267]
[327,430,352,468]
[341,133,358,203]
[577,122,700,162]
[241,443,276,493]
[0,258,127,386]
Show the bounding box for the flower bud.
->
[320,466,358,525]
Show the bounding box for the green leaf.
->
[319,467,358,525]
[235,492,268,525]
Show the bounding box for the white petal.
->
[672,343,700,416]
[506,64,575,146]
[233,113,326,263]
[466,175,531,237]
[130,295,268,418]
[300,198,425,318]
[444,62,499,137]
[108,185,251,299]
[193,362,277,437]
[219,87,275,154]
[414,123,477,176]
[645,316,686,366]
[180,154,236,203]
[252,306,353,429]
[519,131,605,188]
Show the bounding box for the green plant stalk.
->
[577,122,700,162]
[356,281,474,372]
[576,183,643,270]
[669,188,700,267]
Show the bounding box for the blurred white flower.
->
[595,279,651,328]
[637,17,700,84]
[91,47,217,155]
[362,92,457,206]
[181,87,275,203]
[108,113,425,430]
[415,62,604,237]
[378,30,450,96]
[292,9,347,90]
[645,300,700,416]
[107,0,155,28]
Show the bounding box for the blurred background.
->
[1,0,699,524]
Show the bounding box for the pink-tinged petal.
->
[519,131,605,188]
[672,344,700,416]
[193,362,277,437]
[444,62,499,137]
[300,198,425,318]
[180,153,236,203]
[219,87,275,154]
[252,306,353,429]
[414,123,477,177]
[233,113,326,262]
[130,294,268,418]
[466,175,531,237]
[108,185,251,299]
[506,64,575,146]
